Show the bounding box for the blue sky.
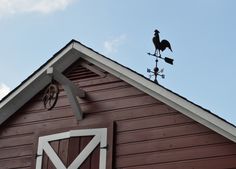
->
[0,0,236,124]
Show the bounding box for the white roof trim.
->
[0,42,76,125]
[73,42,236,143]
[0,43,73,108]
[0,40,235,143]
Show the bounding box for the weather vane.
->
[147,29,174,83]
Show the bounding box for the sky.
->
[0,0,236,124]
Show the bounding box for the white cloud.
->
[103,34,126,54]
[28,0,74,14]
[0,0,74,16]
[0,83,10,100]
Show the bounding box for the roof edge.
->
[0,39,235,143]
[0,40,75,125]
[73,41,236,142]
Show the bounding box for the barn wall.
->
[0,59,236,169]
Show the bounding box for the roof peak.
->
[0,39,235,142]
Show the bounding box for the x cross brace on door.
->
[36,128,107,169]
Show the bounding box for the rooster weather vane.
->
[147,29,174,83]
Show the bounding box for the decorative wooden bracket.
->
[47,67,85,120]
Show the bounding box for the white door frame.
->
[36,128,107,169]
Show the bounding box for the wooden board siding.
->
[0,59,236,169]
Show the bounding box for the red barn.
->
[0,40,236,169]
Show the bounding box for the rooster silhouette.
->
[152,29,172,56]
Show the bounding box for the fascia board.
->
[0,43,76,125]
[74,42,236,143]
[0,39,235,143]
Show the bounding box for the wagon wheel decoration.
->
[42,83,59,110]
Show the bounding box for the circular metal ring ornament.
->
[42,83,59,110]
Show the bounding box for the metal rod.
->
[154,57,158,83]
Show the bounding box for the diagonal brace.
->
[47,67,85,120]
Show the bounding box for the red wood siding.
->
[0,59,236,169]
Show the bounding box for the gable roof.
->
[0,39,236,142]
